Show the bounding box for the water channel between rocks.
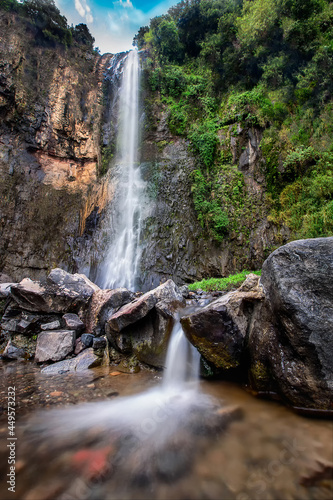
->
[0,357,332,500]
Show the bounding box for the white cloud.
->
[116,0,133,8]
[74,0,94,24]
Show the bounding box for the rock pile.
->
[1,237,332,410]
[0,269,185,372]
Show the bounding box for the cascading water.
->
[99,49,145,290]
[163,316,201,389]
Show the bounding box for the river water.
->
[0,357,332,500]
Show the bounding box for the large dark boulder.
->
[181,274,264,370]
[248,237,333,410]
[9,269,98,314]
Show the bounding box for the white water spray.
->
[100,49,145,290]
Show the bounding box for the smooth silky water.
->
[97,49,146,291]
[0,331,332,500]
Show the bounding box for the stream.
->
[0,356,332,500]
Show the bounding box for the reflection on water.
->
[0,360,332,500]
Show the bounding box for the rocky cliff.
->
[0,9,113,281]
[0,8,286,289]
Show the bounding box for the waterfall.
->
[99,49,145,291]
[162,317,201,389]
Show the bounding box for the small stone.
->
[81,333,94,348]
[2,341,25,360]
[16,319,32,333]
[50,391,63,397]
[93,337,107,350]
[41,348,101,373]
[74,338,86,355]
[41,320,61,331]
[35,330,75,363]
[109,371,122,376]
[62,313,84,332]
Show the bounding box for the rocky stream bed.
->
[0,237,332,499]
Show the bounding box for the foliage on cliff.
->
[137,0,333,242]
[1,0,95,49]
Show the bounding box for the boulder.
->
[248,237,333,410]
[35,330,75,363]
[181,274,264,370]
[85,288,133,335]
[107,280,184,333]
[41,348,101,374]
[10,269,97,314]
[106,280,185,368]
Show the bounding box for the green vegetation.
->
[137,0,333,242]
[188,270,261,291]
[0,0,95,49]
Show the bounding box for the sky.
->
[55,0,178,54]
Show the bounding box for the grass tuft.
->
[188,270,261,292]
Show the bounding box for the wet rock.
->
[81,333,94,348]
[74,338,86,355]
[0,283,15,298]
[41,320,61,331]
[62,313,84,333]
[35,330,75,363]
[181,274,264,371]
[105,280,185,368]
[1,340,26,360]
[93,336,107,358]
[249,237,333,409]
[179,285,189,298]
[85,288,133,335]
[107,280,184,333]
[116,357,140,373]
[41,348,101,373]
[106,281,184,368]
[10,269,97,314]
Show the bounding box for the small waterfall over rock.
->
[163,317,201,389]
[98,49,145,291]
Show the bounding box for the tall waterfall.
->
[100,50,145,290]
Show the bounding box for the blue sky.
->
[55,0,177,53]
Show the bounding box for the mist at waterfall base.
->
[15,321,226,499]
[97,50,146,291]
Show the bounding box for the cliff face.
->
[138,104,286,289]
[0,10,112,281]
[0,9,285,288]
